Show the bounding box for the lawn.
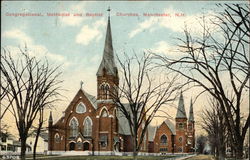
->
[35,155,175,160]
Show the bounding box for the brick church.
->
[48,13,195,155]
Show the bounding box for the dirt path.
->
[184,155,214,160]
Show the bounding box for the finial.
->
[107,6,111,19]
[24,42,27,53]
[80,81,84,89]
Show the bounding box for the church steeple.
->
[176,91,187,119]
[96,7,117,76]
[188,99,194,122]
[96,8,119,101]
[49,111,53,124]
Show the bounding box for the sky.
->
[1,1,249,136]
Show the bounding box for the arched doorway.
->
[69,142,75,151]
[114,142,120,152]
[83,142,89,151]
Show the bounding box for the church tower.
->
[48,111,53,153]
[95,9,119,152]
[187,99,195,152]
[175,91,188,153]
[96,10,119,101]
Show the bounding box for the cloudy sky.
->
[1,1,248,135]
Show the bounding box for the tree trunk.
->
[133,135,138,159]
[215,147,219,160]
[218,147,225,160]
[235,141,244,160]
[20,135,27,160]
[218,125,225,160]
[33,121,43,160]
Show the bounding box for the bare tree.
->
[110,52,181,157]
[201,98,227,160]
[155,4,249,159]
[0,79,10,119]
[0,47,62,160]
[0,63,11,138]
[32,108,44,160]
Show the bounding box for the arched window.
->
[178,123,184,129]
[160,135,167,145]
[100,84,105,99]
[101,108,108,117]
[104,84,109,99]
[99,83,110,99]
[69,117,78,138]
[83,117,92,137]
[54,133,60,143]
[76,102,86,113]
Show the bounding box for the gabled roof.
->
[176,91,187,119]
[80,89,97,109]
[40,132,48,141]
[53,88,97,127]
[117,104,131,135]
[96,16,117,76]
[148,125,157,141]
[148,119,176,141]
[164,119,176,135]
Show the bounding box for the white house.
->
[26,132,48,154]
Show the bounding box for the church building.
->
[48,12,195,155]
[147,93,195,153]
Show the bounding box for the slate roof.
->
[81,89,97,109]
[148,119,176,142]
[164,119,176,135]
[176,91,187,119]
[148,125,157,141]
[97,17,117,76]
[117,104,131,135]
[189,99,194,122]
[40,132,48,141]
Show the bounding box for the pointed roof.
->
[96,13,117,76]
[148,125,157,141]
[176,91,187,119]
[189,99,194,122]
[117,104,132,135]
[164,119,176,135]
[80,88,97,109]
[49,111,53,123]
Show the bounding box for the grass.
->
[35,155,175,160]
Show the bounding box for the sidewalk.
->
[165,154,196,160]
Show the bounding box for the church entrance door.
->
[69,142,75,151]
[83,142,89,150]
